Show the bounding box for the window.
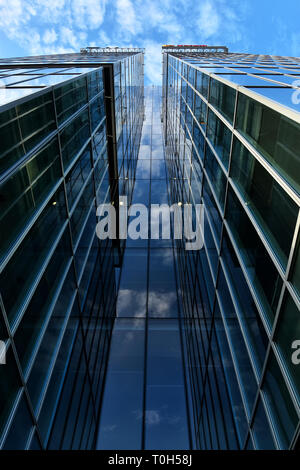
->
[65,145,92,210]
[205,146,227,209]
[209,79,236,123]
[206,109,231,169]
[90,93,105,131]
[18,92,56,153]
[226,188,283,325]
[55,76,88,124]
[290,238,300,297]
[196,71,209,99]
[60,109,90,171]
[230,137,298,268]
[275,292,300,405]
[236,93,300,194]
[252,399,276,449]
[0,137,62,260]
[263,352,298,449]
[0,185,67,326]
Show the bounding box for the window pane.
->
[275,292,300,405]
[209,79,236,123]
[263,352,298,449]
[0,185,67,326]
[0,137,62,260]
[230,137,298,267]
[225,188,283,325]
[206,109,231,169]
[60,109,90,171]
[145,319,190,450]
[55,76,88,124]
[236,93,300,194]
[252,399,276,449]
[96,319,145,450]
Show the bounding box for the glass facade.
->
[96,87,191,450]
[1,45,300,451]
[0,49,144,449]
[163,49,300,450]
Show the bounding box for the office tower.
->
[0,47,144,449]
[162,45,300,449]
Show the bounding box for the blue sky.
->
[0,0,299,84]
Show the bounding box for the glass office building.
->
[162,46,300,449]
[0,48,144,449]
[1,43,300,452]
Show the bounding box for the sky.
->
[0,0,299,85]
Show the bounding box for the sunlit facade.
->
[162,47,300,449]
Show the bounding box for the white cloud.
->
[43,28,57,44]
[197,0,220,38]
[0,0,252,82]
[144,41,162,85]
[145,410,161,425]
[116,0,141,35]
[60,26,79,49]
[148,290,177,317]
[72,0,107,30]
[116,288,146,318]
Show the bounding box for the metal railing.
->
[81,46,145,54]
[162,45,228,54]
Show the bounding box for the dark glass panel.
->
[54,76,88,124]
[2,393,33,450]
[206,109,231,169]
[96,319,145,450]
[18,92,56,153]
[65,145,92,210]
[252,399,276,449]
[263,352,298,449]
[275,292,300,404]
[226,187,283,325]
[196,71,209,99]
[13,229,72,373]
[291,239,300,296]
[88,68,103,99]
[70,176,94,245]
[90,93,105,131]
[60,109,90,171]
[221,231,268,375]
[205,146,226,209]
[0,347,21,439]
[145,319,189,450]
[209,79,236,123]
[236,93,300,194]
[230,137,297,267]
[0,185,67,326]
[0,137,61,260]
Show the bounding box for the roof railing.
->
[81,46,145,54]
[162,45,228,54]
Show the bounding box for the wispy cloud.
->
[0,0,295,84]
[43,29,58,45]
[197,1,220,38]
[116,0,141,36]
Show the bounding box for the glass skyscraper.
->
[0,48,144,449]
[0,44,299,451]
[162,45,300,449]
